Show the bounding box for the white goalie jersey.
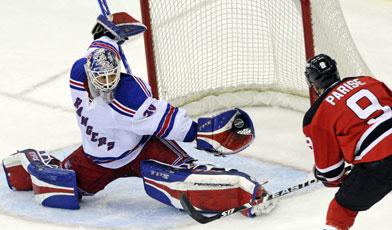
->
[69,38,197,169]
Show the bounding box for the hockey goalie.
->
[1,9,277,219]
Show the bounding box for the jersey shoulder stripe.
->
[110,74,150,117]
[70,79,86,91]
[110,99,136,117]
[133,75,152,97]
[70,58,87,91]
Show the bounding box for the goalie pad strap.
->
[141,160,260,212]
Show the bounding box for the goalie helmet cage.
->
[140,0,371,116]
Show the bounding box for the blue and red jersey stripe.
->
[133,76,152,97]
[110,99,136,117]
[70,79,86,91]
[154,104,178,138]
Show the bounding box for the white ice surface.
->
[0,0,391,229]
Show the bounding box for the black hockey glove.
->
[313,165,351,187]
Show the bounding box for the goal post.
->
[140,0,371,116]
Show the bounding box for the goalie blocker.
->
[141,160,265,213]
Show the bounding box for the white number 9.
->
[346,89,391,124]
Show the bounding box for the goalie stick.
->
[180,177,318,224]
[180,165,353,224]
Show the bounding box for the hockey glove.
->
[92,12,146,44]
[313,165,352,187]
[241,188,278,217]
[196,108,255,155]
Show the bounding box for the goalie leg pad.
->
[141,160,261,212]
[2,153,32,191]
[19,149,79,209]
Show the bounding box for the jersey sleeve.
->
[69,58,88,92]
[305,124,345,183]
[132,97,197,142]
[110,75,197,142]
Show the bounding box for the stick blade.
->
[179,194,220,224]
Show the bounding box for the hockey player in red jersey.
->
[303,54,392,230]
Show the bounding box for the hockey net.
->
[141,0,371,116]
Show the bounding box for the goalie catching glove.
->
[196,108,255,155]
[92,12,147,43]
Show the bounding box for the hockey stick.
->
[180,177,319,224]
[98,0,111,16]
[181,165,353,224]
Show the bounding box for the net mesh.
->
[145,0,371,115]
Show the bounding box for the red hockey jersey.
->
[303,76,392,182]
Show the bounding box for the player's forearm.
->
[183,121,197,142]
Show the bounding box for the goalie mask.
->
[85,48,121,101]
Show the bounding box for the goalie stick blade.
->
[179,194,221,224]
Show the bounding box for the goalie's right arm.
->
[127,92,255,155]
